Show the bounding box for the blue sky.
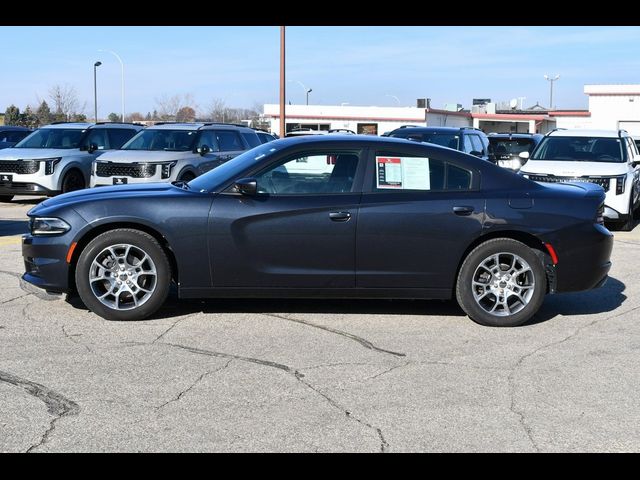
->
[2,26,639,116]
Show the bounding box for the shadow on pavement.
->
[526,276,626,325]
[64,276,626,325]
[0,220,28,237]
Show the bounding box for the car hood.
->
[97,150,195,163]
[520,160,628,177]
[0,147,82,160]
[28,182,202,217]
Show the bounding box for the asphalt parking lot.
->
[1,196,639,452]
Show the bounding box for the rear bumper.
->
[547,223,614,293]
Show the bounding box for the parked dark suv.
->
[0,126,32,149]
[386,126,491,161]
[488,133,544,172]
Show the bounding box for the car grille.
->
[96,163,156,178]
[0,160,40,175]
[528,175,610,192]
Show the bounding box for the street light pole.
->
[94,61,102,122]
[544,74,560,110]
[99,49,125,122]
[306,88,312,105]
[279,26,286,138]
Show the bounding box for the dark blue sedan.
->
[22,135,613,326]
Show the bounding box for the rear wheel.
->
[618,192,635,231]
[456,238,547,327]
[0,195,13,203]
[61,169,85,193]
[75,229,171,321]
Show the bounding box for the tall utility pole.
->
[94,61,102,122]
[279,26,286,138]
[544,74,560,110]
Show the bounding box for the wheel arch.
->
[453,229,554,296]
[67,222,179,292]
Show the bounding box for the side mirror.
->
[519,151,530,160]
[197,144,211,156]
[87,143,99,154]
[631,160,640,168]
[234,177,257,196]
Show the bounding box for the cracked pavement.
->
[1,197,640,452]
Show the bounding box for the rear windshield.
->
[489,138,535,156]
[121,129,198,152]
[390,131,459,149]
[14,128,86,149]
[531,136,625,163]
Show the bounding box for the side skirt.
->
[179,287,452,300]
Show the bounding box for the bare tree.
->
[205,98,228,122]
[155,93,197,121]
[48,84,86,121]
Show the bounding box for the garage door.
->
[618,121,640,136]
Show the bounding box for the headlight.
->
[30,217,71,235]
[160,161,177,179]
[615,174,627,195]
[40,157,62,175]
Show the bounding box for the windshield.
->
[121,129,198,151]
[489,138,535,156]
[391,131,459,149]
[531,136,625,163]
[188,143,281,192]
[14,128,86,149]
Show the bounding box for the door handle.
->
[329,211,351,222]
[453,206,474,216]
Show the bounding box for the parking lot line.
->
[0,236,22,247]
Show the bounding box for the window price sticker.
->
[376,156,430,190]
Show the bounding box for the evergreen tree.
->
[4,105,20,125]
[36,101,52,126]
[108,112,120,123]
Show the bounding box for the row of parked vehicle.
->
[0,121,277,202]
[1,121,638,230]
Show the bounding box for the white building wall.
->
[425,112,471,128]
[553,115,592,130]
[584,84,640,131]
[264,104,428,135]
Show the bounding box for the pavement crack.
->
[0,370,80,453]
[0,269,22,280]
[159,342,389,452]
[61,325,93,353]
[364,361,412,381]
[156,359,233,410]
[260,313,406,358]
[152,314,198,344]
[0,292,32,305]
[506,303,640,452]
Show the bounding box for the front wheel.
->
[75,229,172,321]
[456,238,547,327]
[61,169,85,193]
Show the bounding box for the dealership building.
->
[263,84,640,137]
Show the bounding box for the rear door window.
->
[215,130,244,151]
[241,132,261,148]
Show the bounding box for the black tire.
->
[456,238,547,327]
[0,195,13,203]
[618,193,635,231]
[61,169,85,193]
[75,228,172,321]
[179,171,196,182]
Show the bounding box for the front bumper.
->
[90,171,171,187]
[0,182,59,196]
[22,233,72,293]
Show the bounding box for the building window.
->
[357,123,378,135]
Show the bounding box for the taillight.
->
[596,202,605,225]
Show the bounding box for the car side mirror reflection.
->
[198,144,211,156]
[87,143,99,154]
[519,151,530,160]
[235,177,257,196]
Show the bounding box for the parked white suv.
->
[91,123,261,187]
[519,129,640,230]
[0,122,142,202]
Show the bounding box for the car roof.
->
[0,125,31,131]
[42,122,94,129]
[548,129,626,138]
[391,126,480,134]
[267,133,441,148]
[145,122,253,131]
[488,133,543,139]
